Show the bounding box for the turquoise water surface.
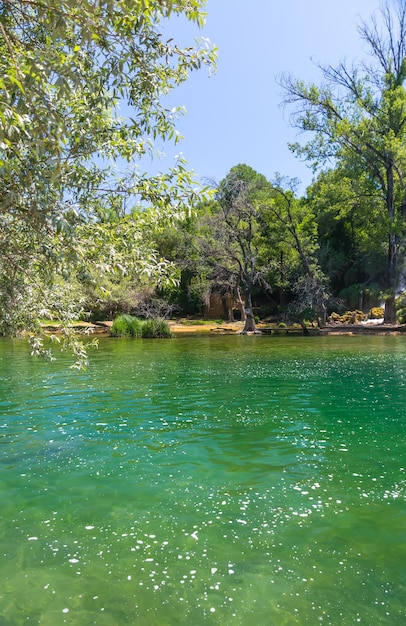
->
[0,335,405,625]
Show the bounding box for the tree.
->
[306,166,388,309]
[178,167,327,330]
[199,165,272,333]
[261,176,329,325]
[280,0,406,323]
[152,209,210,317]
[0,0,216,363]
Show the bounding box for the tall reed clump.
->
[141,319,172,338]
[110,315,143,337]
[110,315,171,338]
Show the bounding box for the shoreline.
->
[40,320,406,336]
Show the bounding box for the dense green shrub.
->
[397,307,406,324]
[141,319,172,338]
[396,293,406,324]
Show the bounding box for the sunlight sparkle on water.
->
[0,336,405,624]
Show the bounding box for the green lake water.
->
[0,335,405,625]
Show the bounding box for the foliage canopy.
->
[0,0,216,364]
[280,0,406,322]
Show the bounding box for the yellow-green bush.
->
[369,307,384,319]
[327,310,365,324]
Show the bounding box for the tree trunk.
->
[384,293,397,324]
[236,287,246,322]
[384,232,398,323]
[241,288,256,333]
[319,301,327,326]
[384,165,398,325]
[222,295,234,322]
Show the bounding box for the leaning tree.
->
[203,165,271,333]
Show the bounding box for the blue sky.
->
[145,0,382,192]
